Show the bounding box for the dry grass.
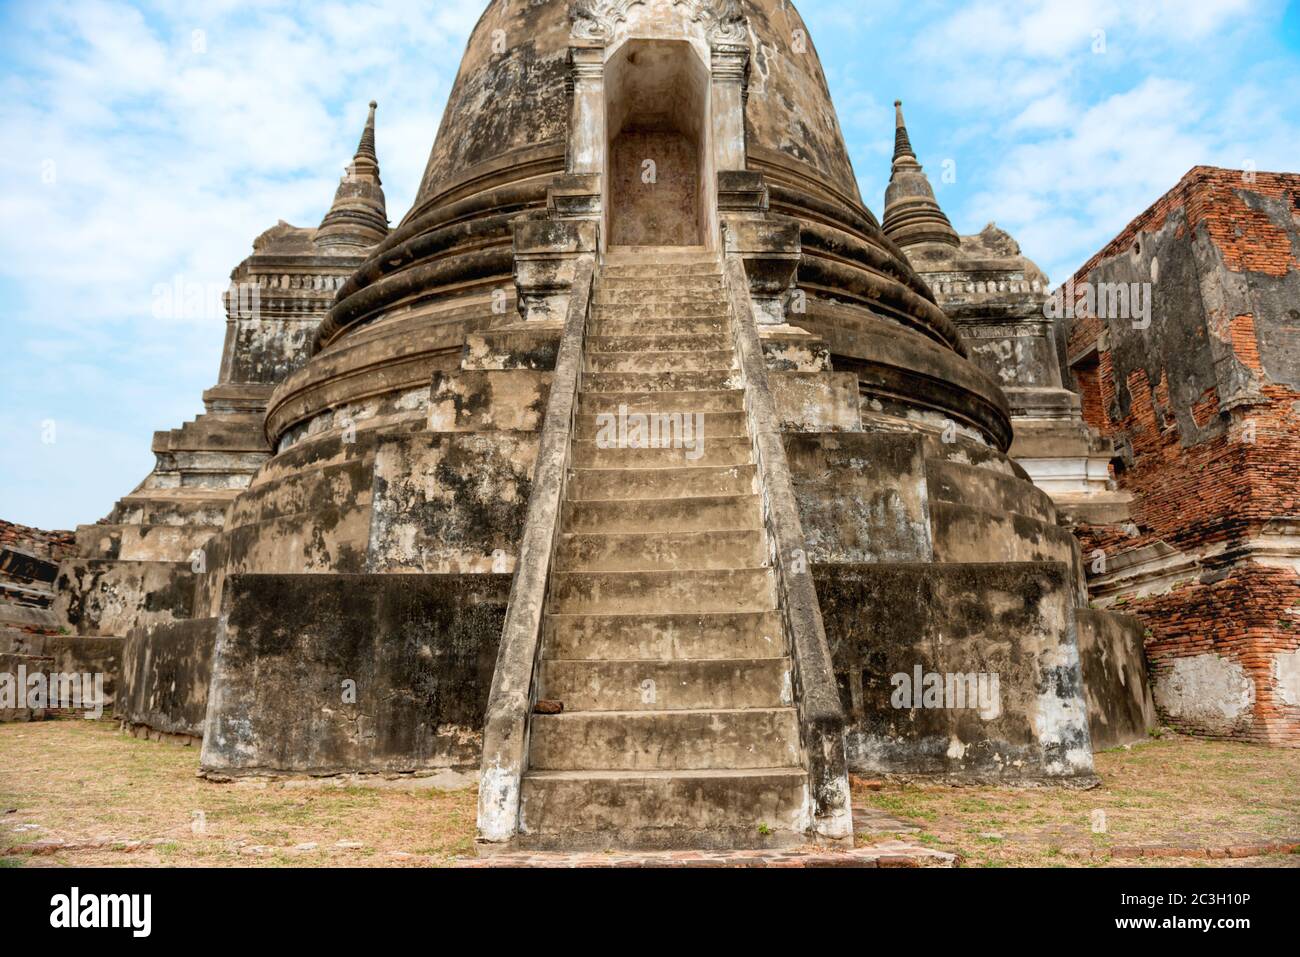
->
[2,721,1297,868]
[0,720,477,867]
[852,736,1300,867]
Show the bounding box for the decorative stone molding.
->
[717,170,769,213]
[565,45,607,178]
[673,0,749,45]
[570,0,646,41]
[710,41,750,90]
[547,172,602,220]
[709,39,750,172]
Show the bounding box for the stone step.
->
[551,568,775,616]
[601,258,720,276]
[582,371,740,394]
[556,529,767,572]
[571,437,752,469]
[567,464,757,501]
[516,768,810,850]
[561,495,762,535]
[585,351,736,374]
[574,410,748,441]
[597,273,723,288]
[577,390,743,415]
[586,333,731,354]
[538,658,790,712]
[589,316,730,338]
[594,281,723,297]
[592,302,728,319]
[544,611,785,661]
[593,291,725,307]
[528,708,801,771]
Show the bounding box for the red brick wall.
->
[1065,166,1300,746]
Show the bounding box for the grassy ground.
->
[852,736,1300,867]
[2,720,1296,867]
[0,720,477,867]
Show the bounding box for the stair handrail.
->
[476,255,596,846]
[721,252,854,843]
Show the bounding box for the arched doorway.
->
[604,40,714,249]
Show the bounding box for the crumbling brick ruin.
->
[1062,167,1300,747]
[7,0,1294,855]
[0,521,116,721]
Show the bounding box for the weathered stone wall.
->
[200,574,509,777]
[815,562,1095,784]
[0,633,120,722]
[1065,167,1300,747]
[119,618,217,742]
[53,560,195,637]
[1075,608,1158,750]
[368,433,538,574]
[785,432,933,563]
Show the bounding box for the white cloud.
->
[2,0,1298,527]
[0,0,473,528]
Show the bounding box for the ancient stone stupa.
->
[29,0,1157,853]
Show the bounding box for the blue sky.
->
[1,0,1298,530]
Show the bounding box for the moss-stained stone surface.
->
[53,561,196,637]
[368,433,537,573]
[429,369,552,433]
[786,433,933,563]
[202,574,510,777]
[815,562,1095,784]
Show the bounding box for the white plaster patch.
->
[1274,649,1300,707]
[1154,654,1255,734]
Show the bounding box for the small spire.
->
[883,98,960,250]
[355,101,378,164]
[893,100,916,164]
[316,100,389,249]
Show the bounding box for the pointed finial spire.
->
[355,101,378,164]
[316,100,389,249]
[893,100,916,164]
[883,98,960,250]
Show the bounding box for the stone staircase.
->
[516,252,812,850]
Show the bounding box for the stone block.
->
[815,561,1096,783]
[785,432,933,563]
[1075,609,1158,750]
[119,618,216,739]
[201,573,511,776]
